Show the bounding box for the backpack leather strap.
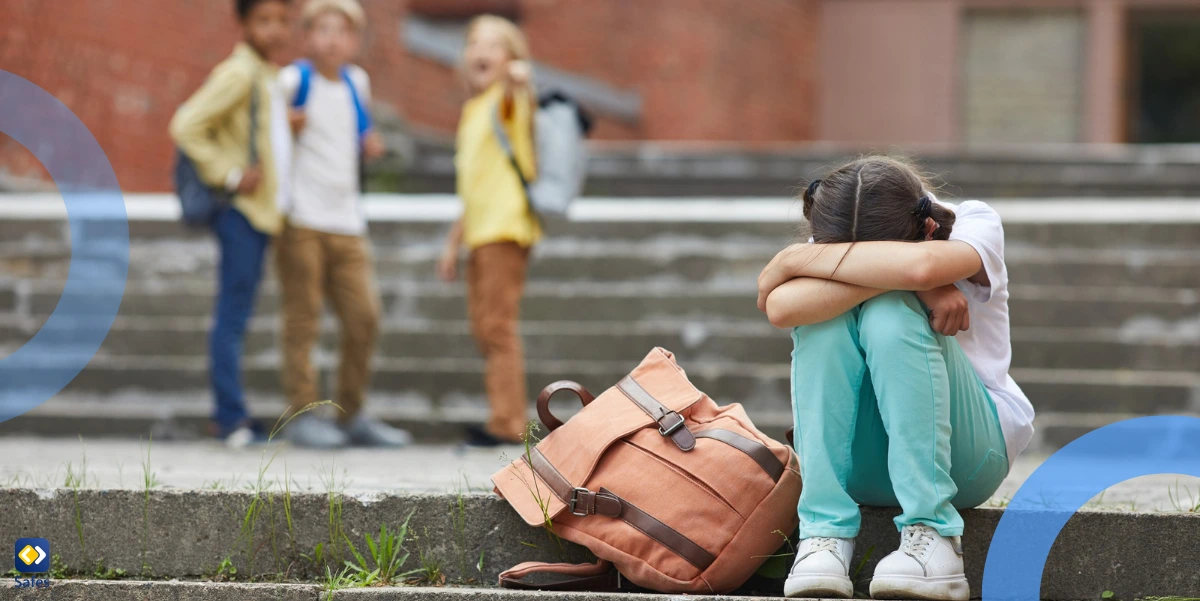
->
[499,560,618,591]
[616,375,695,451]
[535,381,595,432]
[695,428,786,481]
[524,449,715,570]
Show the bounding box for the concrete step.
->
[0,581,794,600]
[3,487,1199,600]
[4,196,1200,250]
[5,353,1195,422]
[403,140,1200,198]
[9,280,1199,329]
[5,318,1200,374]
[0,384,1163,455]
[8,240,1200,289]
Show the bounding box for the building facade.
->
[1,0,1199,191]
[819,0,1200,146]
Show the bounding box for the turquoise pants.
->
[790,291,1008,539]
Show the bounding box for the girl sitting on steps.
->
[757,156,1035,601]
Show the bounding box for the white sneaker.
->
[870,524,969,601]
[784,537,855,598]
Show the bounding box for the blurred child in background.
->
[170,0,292,448]
[276,0,408,448]
[437,15,539,447]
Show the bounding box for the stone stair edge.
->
[5,488,1200,600]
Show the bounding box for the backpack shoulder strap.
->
[491,103,529,189]
[291,60,314,108]
[248,69,260,165]
[499,561,617,591]
[340,66,372,140]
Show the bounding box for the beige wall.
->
[817,0,961,145]
[961,10,1087,144]
[815,0,1200,145]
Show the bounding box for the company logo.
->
[13,539,49,574]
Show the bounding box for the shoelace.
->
[804,537,844,558]
[898,525,935,560]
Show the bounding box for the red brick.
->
[4,0,816,191]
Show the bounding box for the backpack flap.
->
[492,348,704,526]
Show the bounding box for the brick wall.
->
[0,0,815,191]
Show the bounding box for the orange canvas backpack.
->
[492,348,802,593]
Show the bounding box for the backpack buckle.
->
[568,487,591,516]
[658,412,685,436]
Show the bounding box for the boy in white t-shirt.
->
[275,0,407,448]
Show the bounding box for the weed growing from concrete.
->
[414,548,445,586]
[343,514,419,587]
[1167,480,1200,513]
[49,554,68,579]
[213,555,238,582]
[63,437,89,564]
[850,545,876,598]
[503,422,566,557]
[321,565,355,601]
[450,473,470,581]
[89,559,126,580]
[139,434,160,577]
[317,460,348,569]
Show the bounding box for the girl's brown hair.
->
[802,156,955,244]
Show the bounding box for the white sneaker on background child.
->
[784,536,856,598]
[870,524,969,601]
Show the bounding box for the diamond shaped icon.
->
[14,538,50,573]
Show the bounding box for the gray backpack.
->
[492,91,592,226]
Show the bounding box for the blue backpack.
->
[291,60,372,143]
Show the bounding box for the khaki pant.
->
[467,242,530,441]
[276,224,381,420]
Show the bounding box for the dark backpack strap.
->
[248,71,260,166]
[615,375,696,452]
[491,104,530,189]
[499,560,618,591]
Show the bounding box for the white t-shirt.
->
[278,64,370,235]
[942,199,1036,467]
[268,78,292,217]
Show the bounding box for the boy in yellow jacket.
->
[169,0,291,448]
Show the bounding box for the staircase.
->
[1,195,1199,450]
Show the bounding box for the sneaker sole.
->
[870,574,969,601]
[784,574,854,599]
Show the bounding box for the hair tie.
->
[805,179,822,199]
[913,195,932,221]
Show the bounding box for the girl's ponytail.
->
[928,201,955,241]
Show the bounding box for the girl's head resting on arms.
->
[461,15,531,96]
[803,156,956,244]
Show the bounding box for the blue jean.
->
[209,207,270,436]
[790,291,1009,539]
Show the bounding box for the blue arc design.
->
[0,69,129,422]
[983,415,1200,601]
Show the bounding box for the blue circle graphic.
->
[0,70,129,422]
[982,415,1200,601]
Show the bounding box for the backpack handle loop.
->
[536,381,594,432]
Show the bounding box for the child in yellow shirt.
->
[437,15,539,446]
